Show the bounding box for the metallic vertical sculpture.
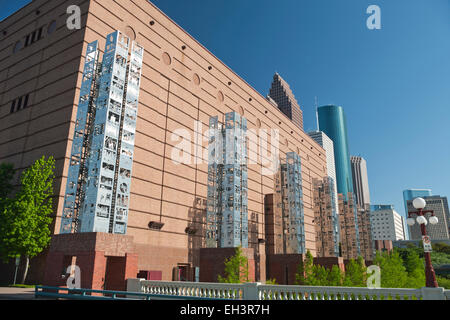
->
[110,42,144,234]
[206,112,248,248]
[273,152,306,254]
[313,177,340,257]
[60,30,144,235]
[60,41,99,234]
[81,31,130,233]
[206,116,223,248]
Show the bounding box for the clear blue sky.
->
[2,1,450,219]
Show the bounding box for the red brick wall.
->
[43,233,137,290]
[199,248,255,283]
[266,254,304,285]
[314,257,345,272]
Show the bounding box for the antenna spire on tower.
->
[315,96,319,131]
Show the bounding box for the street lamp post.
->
[406,197,439,288]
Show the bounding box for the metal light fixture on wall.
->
[148,221,164,230]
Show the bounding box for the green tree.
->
[328,265,344,286]
[295,250,314,285]
[374,250,408,288]
[218,246,249,283]
[404,249,425,288]
[433,242,450,254]
[431,251,450,267]
[0,156,55,284]
[0,163,15,218]
[265,278,277,285]
[343,257,366,287]
[0,163,15,199]
[436,276,450,289]
[310,265,329,286]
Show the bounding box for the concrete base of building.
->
[43,232,137,291]
[199,248,256,283]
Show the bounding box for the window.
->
[17,97,23,111]
[23,94,29,108]
[10,100,16,113]
[13,41,22,53]
[9,94,31,113]
[24,34,30,47]
[31,31,37,44]
[47,20,57,34]
[37,27,43,41]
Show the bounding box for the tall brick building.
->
[0,0,331,287]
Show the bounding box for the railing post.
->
[420,287,446,300]
[242,282,260,300]
[127,278,144,299]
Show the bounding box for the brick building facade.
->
[0,0,332,287]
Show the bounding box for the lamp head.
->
[406,217,415,226]
[412,197,426,210]
[416,215,427,225]
[429,216,439,225]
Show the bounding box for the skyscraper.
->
[403,189,432,239]
[268,73,303,130]
[407,195,450,240]
[317,105,353,199]
[308,131,341,258]
[308,131,338,210]
[350,156,373,260]
[370,205,405,241]
[351,156,371,208]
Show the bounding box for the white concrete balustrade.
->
[127,279,449,300]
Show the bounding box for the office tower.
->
[317,105,354,198]
[317,105,367,259]
[338,193,361,259]
[61,31,144,234]
[206,112,249,248]
[403,189,432,239]
[350,156,371,207]
[313,177,340,257]
[308,131,339,210]
[268,73,303,130]
[370,205,405,241]
[407,196,450,240]
[271,152,306,254]
[0,0,329,286]
[350,156,373,260]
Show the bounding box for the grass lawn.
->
[8,284,37,288]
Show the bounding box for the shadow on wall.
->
[186,197,207,281]
[249,211,260,279]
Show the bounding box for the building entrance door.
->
[104,256,126,291]
[173,263,191,281]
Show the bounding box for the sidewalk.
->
[0,287,36,300]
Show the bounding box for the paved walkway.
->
[0,287,36,300]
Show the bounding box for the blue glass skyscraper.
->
[318,105,354,200]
